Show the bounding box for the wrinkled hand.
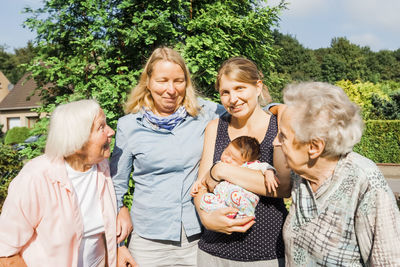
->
[200,207,255,235]
[117,246,138,267]
[264,170,280,197]
[117,206,133,244]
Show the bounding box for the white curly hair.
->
[283,82,364,157]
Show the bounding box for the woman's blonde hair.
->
[216,57,271,106]
[124,47,199,116]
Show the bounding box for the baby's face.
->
[220,144,246,166]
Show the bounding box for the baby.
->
[191,136,278,218]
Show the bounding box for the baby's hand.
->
[264,170,280,197]
[190,180,205,197]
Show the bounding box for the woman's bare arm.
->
[193,119,255,234]
[272,146,292,197]
[210,162,290,198]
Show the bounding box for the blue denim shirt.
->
[110,98,225,241]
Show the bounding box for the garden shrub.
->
[354,120,400,163]
[4,127,30,145]
[336,80,390,120]
[18,118,50,160]
[0,124,4,139]
[0,144,23,212]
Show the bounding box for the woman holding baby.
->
[111,47,291,266]
[193,57,291,266]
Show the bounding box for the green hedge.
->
[354,120,400,163]
[0,144,23,212]
[4,127,30,145]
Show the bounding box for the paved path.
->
[377,164,400,200]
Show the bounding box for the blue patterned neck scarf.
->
[142,106,187,131]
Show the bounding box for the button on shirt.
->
[111,98,225,241]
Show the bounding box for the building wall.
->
[0,109,41,133]
[0,72,11,103]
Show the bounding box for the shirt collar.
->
[45,155,109,192]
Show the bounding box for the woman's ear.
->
[308,139,325,159]
[256,80,263,97]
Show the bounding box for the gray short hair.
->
[283,82,364,157]
[45,99,101,159]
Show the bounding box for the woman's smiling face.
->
[218,74,261,119]
[79,109,115,165]
[147,60,187,116]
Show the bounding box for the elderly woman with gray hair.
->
[0,100,136,267]
[274,82,400,266]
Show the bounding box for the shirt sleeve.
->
[110,119,134,210]
[264,102,281,112]
[355,176,400,265]
[0,171,41,256]
[244,161,276,174]
[197,97,226,120]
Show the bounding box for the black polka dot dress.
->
[198,114,287,261]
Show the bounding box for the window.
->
[7,117,21,130]
[26,116,39,128]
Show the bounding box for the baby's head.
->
[220,136,260,166]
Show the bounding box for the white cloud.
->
[267,0,331,17]
[345,0,400,34]
[348,33,383,51]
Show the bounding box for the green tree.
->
[21,0,283,158]
[367,50,400,82]
[181,1,283,97]
[0,45,17,83]
[272,30,321,81]
[319,52,347,83]
[0,42,37,84]
[315,37,368,83]
[330,37,368,81]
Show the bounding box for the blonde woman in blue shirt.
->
[110,47,230,266]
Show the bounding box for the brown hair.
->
[230,136,260,162]
[216,57,271,106]
[124,47,199,116]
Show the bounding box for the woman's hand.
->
[204,175,220,193]
[199,207,255,234]
[117,246,138,267]
[264,170,280,197]
[190,179,207,197]
[116,206,133,243]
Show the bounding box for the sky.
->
[1,0,399,53]
[268,0,400,51]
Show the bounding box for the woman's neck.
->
[64,154,93,172]
[301,156,340,192]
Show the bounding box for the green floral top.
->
[283,152,400,266]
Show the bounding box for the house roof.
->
[0,73,41,111]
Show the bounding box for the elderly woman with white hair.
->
[274,82,400,266]
[0,100,136,267]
